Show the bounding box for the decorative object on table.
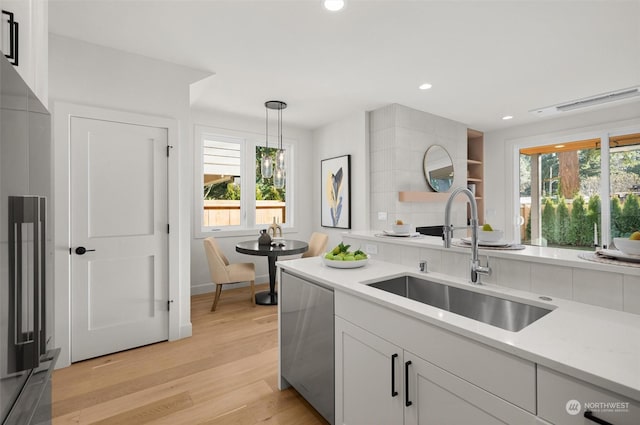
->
[268,217,282,238]
[423,144,454,192]
[203,237,255,311]
[258,229,272,245]
[260,100,287,188]
[321,154,351,228]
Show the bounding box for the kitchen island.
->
[277,255,640,425]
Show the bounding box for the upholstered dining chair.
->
[302,232,329,258]
[203,237,256,311]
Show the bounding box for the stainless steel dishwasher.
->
[280,270,334,425]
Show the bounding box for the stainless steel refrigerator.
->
[0,52,58,425]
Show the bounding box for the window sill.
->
[196,226,298,240]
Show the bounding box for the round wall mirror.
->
[423,145,454,192]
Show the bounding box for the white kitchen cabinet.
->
[335,290,537,412]
[0,0,48,104]
[538,366,640,425]
[405,351,541,425]
[335,317,403,425]
[335,316,541,425]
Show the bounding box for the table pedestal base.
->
[255,291,278,305]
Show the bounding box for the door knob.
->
[75,247,95,255]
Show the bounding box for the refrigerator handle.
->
[8,196,40,374]
[38,197,46,355]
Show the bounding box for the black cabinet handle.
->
[391,353,398,397]
[75,247,96,255]
[405,360,412,407]
[2,10,18,66]
[584,410,614,425]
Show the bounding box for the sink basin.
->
[367,275,553,332]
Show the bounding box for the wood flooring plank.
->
[52,284,329,425]
[90,392,193,425]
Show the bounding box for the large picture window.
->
[519,132,640,249]
[197,126,294,235]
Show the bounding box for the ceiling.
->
[48,0,640,132]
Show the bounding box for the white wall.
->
[369,104,468,231]
[312,111,369,250]
[48,34,210,365]
[190,107,314,293]
[484,102,640,242]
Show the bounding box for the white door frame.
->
[53,102,182,368]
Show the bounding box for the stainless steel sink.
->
[367,275,553,332]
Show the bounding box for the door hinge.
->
[167,300,174,311]
[166,145,174,157]
[167,223,170,233]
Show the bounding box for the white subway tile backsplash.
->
[496,259,531,292]
[531,263,573,300]
[370,171,393,193]
[434,118,460,139]
[395,127,423,150]
[402,106,437,133]
[413,133,436,152]
[573,269,623,310]
[393,148,414,172]
[370,105,396,132]
[623,275,640,315]
[370,127,396,152]
[441,251,471,280]
[418,248,443,273]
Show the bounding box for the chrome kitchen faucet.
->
[443,187,491,284]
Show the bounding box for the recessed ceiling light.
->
[554,144,565,149]
[502,115,513,120]
[419,83,432,90]
[323,0,345,12]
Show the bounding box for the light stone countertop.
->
[344,230,640,276]
[277,256,640,402]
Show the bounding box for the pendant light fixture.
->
[260,103,274,179]
[262,100,287,189]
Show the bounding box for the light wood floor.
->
[52,284,329,425]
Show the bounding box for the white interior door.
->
[70,117,169,362]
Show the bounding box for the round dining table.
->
[235,239,308,305]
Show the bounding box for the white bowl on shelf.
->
[613,238,640,256]
[478,229,504,243]
[391,223,413,234]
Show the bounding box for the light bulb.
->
[261,154,273,179]
[276,149,285,169]
[274,167,285,189]
[323,0,344,12]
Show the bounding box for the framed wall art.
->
[321,154,351,229]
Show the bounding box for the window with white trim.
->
[197,126,294,234]
[518,131,640,249]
